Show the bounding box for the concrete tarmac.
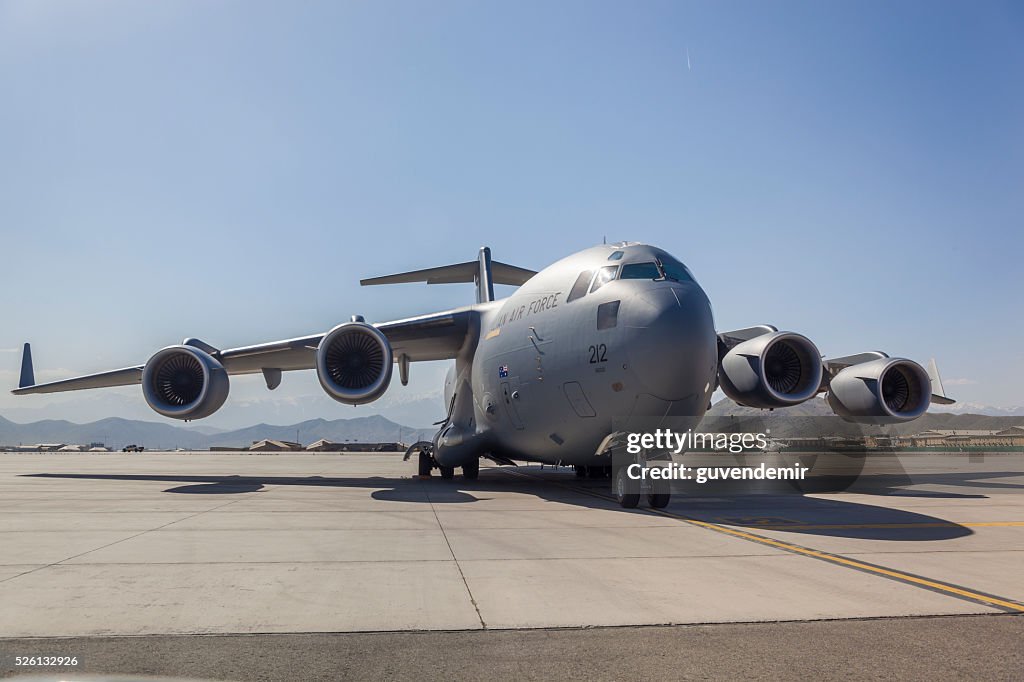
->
[0,451,1022,679]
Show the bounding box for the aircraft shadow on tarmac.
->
[23,466,1024,542]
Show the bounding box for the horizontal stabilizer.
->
[361,260,536,287]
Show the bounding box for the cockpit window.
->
[607,251,624,261]
[619,258,695,284]
[658,256,695,283]
[567,270,593,303]
[590,265,618,293]
[620,262,662,280]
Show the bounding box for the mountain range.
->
[2,398,1022,450]
[0,414,435,450]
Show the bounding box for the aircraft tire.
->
[614,466,640,509]
[462,459,480,481]
[418,451,433,477]
[574,465,586,478]
[439,465,455,480]
[648,493,671,508]
[648,478,671,508]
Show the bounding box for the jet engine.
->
[316,322,393,405]
[142,346,229,420]
[827,358,930,423]
[718,331,823,409]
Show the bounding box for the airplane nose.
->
[623,284,718,403]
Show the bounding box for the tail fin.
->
[476,246,494,304]
[19,343,35,389]
[360,247,536,304]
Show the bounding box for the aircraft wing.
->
[12,307,475,395]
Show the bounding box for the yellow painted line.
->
[743,521,1024,531]
[657,512,1024,613]
[501,469,1024,614]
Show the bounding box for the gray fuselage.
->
[434,243,719,467]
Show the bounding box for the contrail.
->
[687,47,691,71]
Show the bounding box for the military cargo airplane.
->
[13,243,953,507]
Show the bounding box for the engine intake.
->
[827,358,931,423]
[316,322,393,405]
[718,331,823,409]
[142,346,229,420]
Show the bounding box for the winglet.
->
[928,358,955,405]
[19,343,35,389]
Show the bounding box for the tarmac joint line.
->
[425,486,487,630]
[502,469,1024,615]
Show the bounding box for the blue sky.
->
[1,0,1022,427]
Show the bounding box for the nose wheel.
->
[403,441,480,481]
[404,441,436,478]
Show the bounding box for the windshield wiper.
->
[654,258,676,282]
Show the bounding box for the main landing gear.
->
[404,441,479,481]
[613,465,671,510]
[573,464,668,508]
[574,465,611,479]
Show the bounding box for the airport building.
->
[305,440,408,452]
[248,439,303,452]
[907,427,1024,449]
[306,439,344,452]
[0,442,110,452]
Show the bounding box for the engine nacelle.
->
[142,346,229,420]
[316,322,393,405]
[718,331,823,409]
[827,358,931,423]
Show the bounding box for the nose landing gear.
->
[403,441,479,481]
